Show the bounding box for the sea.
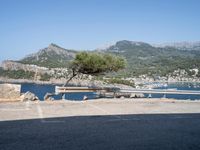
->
[3,82,200,100]
[20,83,97,101]
[152,82,200,100]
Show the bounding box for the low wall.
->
[0,84,21,100]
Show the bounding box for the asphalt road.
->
[0,113,200,150]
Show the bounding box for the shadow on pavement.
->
[1,113,200,150]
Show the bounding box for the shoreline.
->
[1,79,200,103]
[0,78,63,85]
[1,77,200,86]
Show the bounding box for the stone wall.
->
[0,84,21,99]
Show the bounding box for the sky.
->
[0,0,200,62]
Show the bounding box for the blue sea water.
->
[10,82,200,100]
[152,82,200,100]
[20,83,97,101]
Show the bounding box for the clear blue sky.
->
[0,0,200,62]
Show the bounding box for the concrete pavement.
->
[1,99,200,150]
[0,113,200,150]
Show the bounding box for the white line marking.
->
[36,103,65,123]
[36,103,45,122]
[25,101,30,110]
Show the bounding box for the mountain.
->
[103,40,200,76]
[2,40,200,78]
[105,40,161,56]
[18,43,77,68]
[154,41,200,51]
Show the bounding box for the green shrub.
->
[39,73,52,81]
[0,68,35,79]
[105,78,135,87]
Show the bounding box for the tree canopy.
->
[71,52,126,75]
[64,52,126,85]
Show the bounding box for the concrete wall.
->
[0,84,21,99]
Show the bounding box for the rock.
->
[44,93,54,101]
[130,93,137,98]
[46,97,54,101]
[148,94,152,98]
[83,95,88,100]
[115,92,130,98]
[130,93,145,98]
[137,93,145,98]
[120,96,125,99]
[22,91,39,101]
[0,84,21,99]
[20,94,25,101]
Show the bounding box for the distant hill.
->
[18,43,77,68]
[3,40,200,78]
[103,40,200,76]
[154,41,200,51]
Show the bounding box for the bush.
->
[105,78,135,87]
[0,69,35,79]
[39,73,52,81]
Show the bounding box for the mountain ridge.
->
[153,41,200,51]
[103,40,200,76]
[2,40,200,77]
[18,43,77,68]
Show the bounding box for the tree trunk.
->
[63,70,77,87]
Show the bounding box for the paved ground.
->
[1,113,200,150]
[1,98,200,121]
[0,99,200,150]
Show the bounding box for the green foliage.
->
[39,73,52,81]
[12,41,200,78]
[19,51,71,68]
[71,52,126,75]
[105,78,135,87]
[19,44,77,68]
[196,71,200,78]
[185,69,195,77]
[107,41,200,77]
[0,68,35,79]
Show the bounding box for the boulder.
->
[44,93,54,101]
[137,93,145,98]
[0,84,21,99]
[22,91,39,101]
[115,92,130,98]
[83,95,88,100]
[130,93,137,98]
[46,97,54,101]
[130,93,145,98]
